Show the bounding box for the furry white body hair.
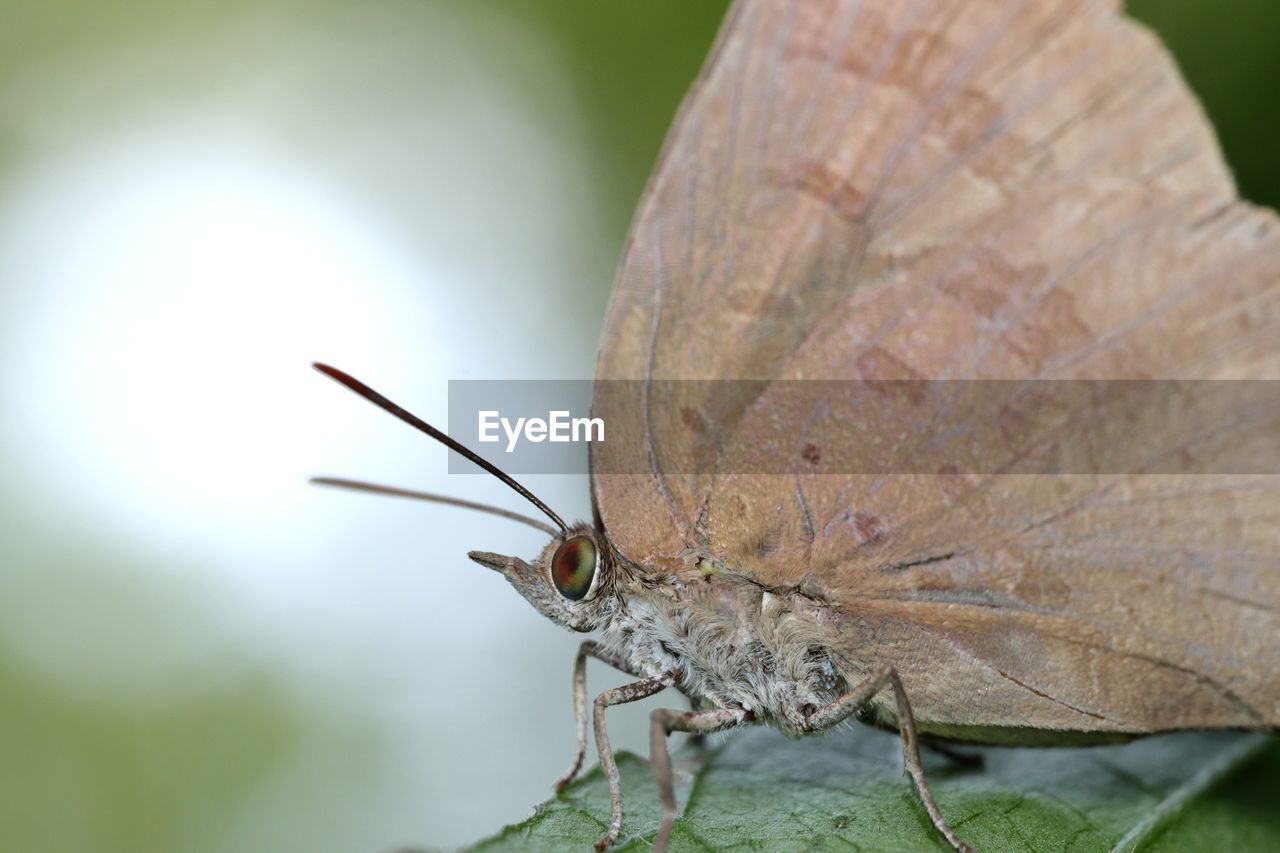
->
[598,570,853,734]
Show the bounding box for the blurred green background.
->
[1,2,1276,851]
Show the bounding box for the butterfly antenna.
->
[312,362,569,534]
[310,476,559,535]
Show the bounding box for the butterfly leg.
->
[804,664,974,853]
[649,706,752,852]
[553,640,642,793]
[683,695,711,751]
[592,673,676,851]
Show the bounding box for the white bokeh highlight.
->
[0,4,668,849]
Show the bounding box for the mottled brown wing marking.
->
[592,0,1280,730]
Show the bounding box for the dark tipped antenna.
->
[310,476,558,536]
[312,362,569,534]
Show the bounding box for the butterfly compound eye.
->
[550,536,598,601]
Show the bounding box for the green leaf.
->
[470,726,1279,851]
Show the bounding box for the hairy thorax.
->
[597,567,850,733]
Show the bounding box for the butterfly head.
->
[311,363,621,632]
[469,524,614,632]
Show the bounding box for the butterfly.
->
[317,0,1280,849]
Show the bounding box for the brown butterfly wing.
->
[591,0,1280,733]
